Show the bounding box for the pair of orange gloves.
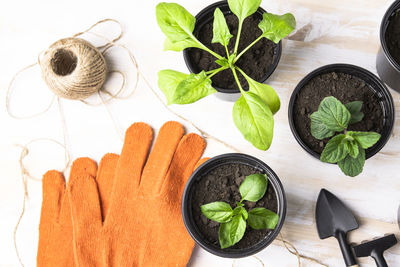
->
[37,121,207,266]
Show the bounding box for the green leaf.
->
[216,58,230,68]
[172,71,217,104]
[248,208,279,230]
[310,111,336,140]
[219,215,247,248]
[240,70,280,114]
[317,96,351,132]
[232,91,274,150]
[320,134,348,163]
[345,101,364,124]
[258,12,296,43]
[227,0,261,22]
[201,201,233,223]
[338,148,365,177]
[346,140,360,159]
[163,37,200,51]
[233,206,248,220]
[239,174,268,202]
[212,8,233,47]
[156,3,196,42]
[158,70,189,104]
[347,131,381,149]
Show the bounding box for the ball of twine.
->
[39,37,107,100]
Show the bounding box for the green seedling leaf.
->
[219,215,247,248]
[345,101,364,124]
[233,206,248,220]
[163,37,200,51]
[239,70,280,114]
[310,111,336,140]
[201,201,233,223]
[239,174,268,202]
[172,71,217,104]
[212,8,233,47]
[227,0,261,22]
[320,134,348,163]
[347,131,381,149]
[338,148,365,177]
[346,140,360,159]
[232,91,274,150]
[216,58,230,68]
[248,208,279,230]
[158,70,189,104]
[317,96,351,132]
[156,3,196,43]
[258,12,296,43]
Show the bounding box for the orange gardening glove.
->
[37,153,119,266]
[68,121,206,266]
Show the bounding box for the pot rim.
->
[182,0,282,94]
[288,63,395,160]
[181,153,286,258]
[380,0,400,72]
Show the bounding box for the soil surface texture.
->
[293,72,384,154]
[187,12,277,90]
[386,10,400,66]
[191,163,278,250]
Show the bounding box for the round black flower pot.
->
[377,0,400,92]
[183,1,282,101]
[182,153,286,258]
[288,64,395,160]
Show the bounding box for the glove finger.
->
[40,170,66,225]
[96,153,119,220]
[59,157,97,223]
[194,157,210,171]
[108,122,153,220]
[139,121,184,195]
[160,133,206,200]
[68,174,102,235]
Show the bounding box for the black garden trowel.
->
[316,189,359,267]
[353,234,397,267]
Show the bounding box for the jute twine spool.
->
[40,38,107,100]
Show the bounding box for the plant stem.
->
[224,44,230,58]
[207,66,228,78]
[231,67,244,93]
[233,20,244,55]
[191,34,224,60]
[234,35,263,63]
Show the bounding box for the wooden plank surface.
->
[0,0,399,266]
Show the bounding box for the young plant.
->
[201,173,279,248]
[310,96,381,177]
[156,0,296,150]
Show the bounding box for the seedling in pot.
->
[156,0,296,150]
[310,96,381,177]
[200,173,279,248]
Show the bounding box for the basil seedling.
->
[310,96,381,177]
[156,0,296,150]
[200,173,279,249]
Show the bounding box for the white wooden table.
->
[0,0,399,266]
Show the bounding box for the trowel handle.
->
[337,231,358,267]
[372,252,388,267]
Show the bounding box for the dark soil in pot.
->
[293,72,384,154]
[191,163,277,249]
[187,12,277,90]
[385,10,400,66]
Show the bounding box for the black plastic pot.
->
[377,0,400,92]
[288,64,395,160]
[182,153,286,258]
[183,1,282,101]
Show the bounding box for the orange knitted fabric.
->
[37,153,119,266]
[68,121,206,266]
